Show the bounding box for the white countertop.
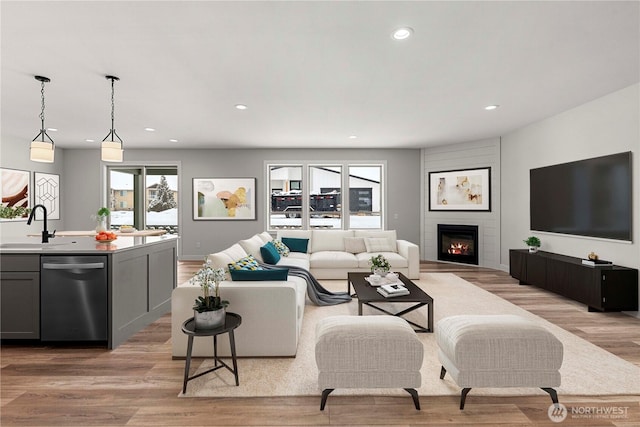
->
[0,234,179,254]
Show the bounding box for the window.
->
[267,162,384,230]
[268,165,303,229]
[349,165,382,229]
[309,165,342,229]
[108,166,179,234]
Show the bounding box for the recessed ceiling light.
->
[392,27,413,40]
[169,139,178,143]
[485,105,499,110]
[349,135,358,139]
[85,139,95,143]
[47,128,58,132]
[235,104,248,110]
[144,127,156,132]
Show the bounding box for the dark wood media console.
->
[509,249,638,312]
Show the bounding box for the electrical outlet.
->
[196,241,201,248]
[393,213,399,220]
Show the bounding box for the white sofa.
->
[171,229,420,358]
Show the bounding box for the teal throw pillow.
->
[272,239,290,257]
[281,237,309,253]
[229,268,289,281]
[260,241,281,265]
[228,254,261,271]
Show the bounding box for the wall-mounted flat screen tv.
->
[530,151,632,241]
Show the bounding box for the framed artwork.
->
[429,167,491,211]
[193,177,256,220]
[34,172,61,220]
[0,167,30,221]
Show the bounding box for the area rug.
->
[180,273,640,398]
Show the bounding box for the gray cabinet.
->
[0,255,40,339]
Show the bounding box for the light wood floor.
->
[1,261,639,426]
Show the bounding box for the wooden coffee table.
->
[348,272,433,333]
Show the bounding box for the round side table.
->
[181,312,242,393]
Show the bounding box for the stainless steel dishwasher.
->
[41,256,108,342]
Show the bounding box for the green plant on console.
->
[96,207,110,218]
[523,236,541,247]
[191,259,229,312]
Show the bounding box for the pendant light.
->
[30,76,55,163]
[101,75,123,162]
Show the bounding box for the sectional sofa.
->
[171,229,419,358]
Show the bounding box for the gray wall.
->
[421,138,501,269]
[501,83,639,273]
[62,148,421,260]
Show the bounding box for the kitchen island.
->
[0,235,178,349]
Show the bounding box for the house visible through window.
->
[107,166,179,234]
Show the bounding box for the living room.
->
[1,1,639,425]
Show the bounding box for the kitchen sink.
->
[0,242,74,249]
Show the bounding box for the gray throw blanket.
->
[258,262,352,306]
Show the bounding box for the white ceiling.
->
[2,1,639,151]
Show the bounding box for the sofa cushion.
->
[272,239,290,257]
[230,268,289,281]
[311,230,353,252]
[282,237,309,253]
[277,256,310,270]
[344,237,367,254]
[228,254,261,270]
[364,237,396,253]
[239,235,268,262]
[257,231,273,243]
[207,243,248,271]
[355,230,398,252]
[260,241,281,265]
[310,251,359,269]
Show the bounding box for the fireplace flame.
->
[448,242,470,255]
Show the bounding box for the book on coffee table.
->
[377,283,410,298]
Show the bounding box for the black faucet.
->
[27,204,56,243]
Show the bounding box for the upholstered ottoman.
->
[436,314,563,409]
[315,315,424,410]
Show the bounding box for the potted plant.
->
[368,254,391,275]
[191,259,229,329]
[94,207,110,232]
[523,236,541,253]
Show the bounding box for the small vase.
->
[194,308,226,330]
[529,246,539,253]
[373,267,388,276]
[96,217,108,233]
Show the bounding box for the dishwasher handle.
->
[42,262,105,270]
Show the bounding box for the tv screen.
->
[530,152,632,241]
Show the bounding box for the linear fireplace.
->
[437,224,479,265]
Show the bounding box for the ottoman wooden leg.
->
[541,387,559,405]
[320,388,334,410]
[404,388,421,410]
[460,387,472,410]
[439,366,447,379]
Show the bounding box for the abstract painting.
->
[429,167,491,211]
[34,172,60,220]
[0,168,30,220]
[193,178,256,220]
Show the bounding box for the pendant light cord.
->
[32,76,54,144]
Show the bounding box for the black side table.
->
[181,312,242,393]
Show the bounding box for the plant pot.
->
[529,246,539,253]
[194,308,226,330]
[372,267,389,276]
[95,217,108,233]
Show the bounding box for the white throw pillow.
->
[344,237,367,254]
[364,237,395,253]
